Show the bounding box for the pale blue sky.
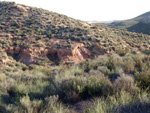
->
[1,0,150,21]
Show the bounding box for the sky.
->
[1,0,150,21]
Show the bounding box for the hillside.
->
[0,2,150,113]
[97,11,150,35]
[1,2,150,65]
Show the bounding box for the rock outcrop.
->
[14,4,29,12]
[5,39,92,65]
[47,43,91,64]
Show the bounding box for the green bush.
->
[59,75,112,102]
[82,76,112,98]
[20,94,42,113]
[123,59,135,73]
[0,73,6,81]
[113,74,139,93]
[42,95,68,113]
[85,91,150,113]
[107,58,115,71]
[6,95,68,113]
[134,69,150,89]
[133,56,144,71]
[116,48,129,56]
[60,77,85,103]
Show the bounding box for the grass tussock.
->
[85,90,150,113]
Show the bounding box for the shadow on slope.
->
[127,22,150,35]
[114,102,150,113]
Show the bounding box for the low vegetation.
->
[0,51,150,112]
[0,1,150,113]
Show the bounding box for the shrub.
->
[133,56,144,71]
[113,74,139,93]
[116,48,129,56]
[20,94,34,113]
[0,73,6,81]
[9,94,68,113]
[0,78,16,90]
[59,77,85,103]
[59,75,112,103]
[37,42,45,47]
[42,95,68,113]
[15,80,49,97]
[123,59,135,73]
[134,69,150,89]
[82,76,112,98]
[85,91,150,113]
[107,58,115,71]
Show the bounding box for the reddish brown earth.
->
[4,39,92,65]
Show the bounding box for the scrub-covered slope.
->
[98,11,150,35]
[1,2,150,65]
[0,2,150,113]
